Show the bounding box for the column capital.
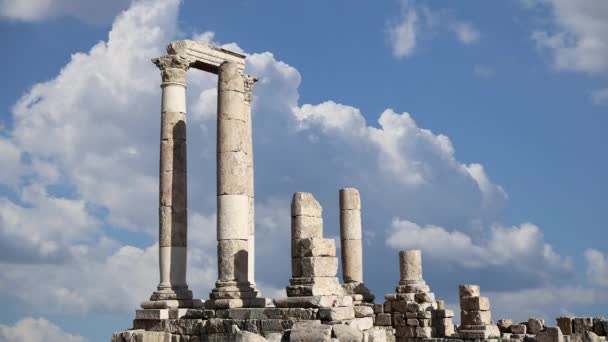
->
[244,75,257,103]
[152,54,192,85]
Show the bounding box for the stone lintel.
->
[167,40,246,74]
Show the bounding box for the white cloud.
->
[453,22,480,45]
[0,317,87,342]
[530,0,608,74]
[473,65,496,78]
[0,0,130,24]
[388,1,419,59]
[590,88,608,105]
[585,249,608,287]
[386,219,572,282]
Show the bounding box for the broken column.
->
[141,54,197,310]
[207,61,265,309]
[457,284,500,339]
[274,192,352,313]
[380,250,455,339]
[340,188,374,304]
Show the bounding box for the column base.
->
[141,286,201,309]
[205,281,267,309]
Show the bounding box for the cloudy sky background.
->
[0,0,607,341]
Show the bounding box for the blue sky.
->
[0,0,607,341]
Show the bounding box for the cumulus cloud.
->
[585,249,608,287]
[453,22,480,45]
[0,317,87,342]
[386,219,572,283]
[530,0,608,74]
[0,0,130,24]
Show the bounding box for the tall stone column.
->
[143,55,193,308]
[244,76,256,285]
[339,188,374,304]
[209,61,265,309]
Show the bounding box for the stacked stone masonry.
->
[111,39,607,342]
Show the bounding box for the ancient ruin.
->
[112,40,608,342]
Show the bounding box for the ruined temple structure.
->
[112,40,608,342]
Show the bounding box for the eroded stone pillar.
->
[209,61,265,309]
[340,188,363,283]
[143,54,193,307]
[399,249,422,283]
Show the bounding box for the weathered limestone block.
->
[558,317,574,335]
[354,306,374,318]
[395,326,415,338]
[218,62,245,92]
[341,239,363,283]
[414,292,435,304]
[218,91,247,121]
[159,207,187,247]
[432,309,454,318]
[339,188,361,210]
[528,318,546,335]
[375,313,391,326]
[497,319,513,333]
[461,310,492,325]
[332,324,363,342]
[511,324,527,334]
[416,326,433,338]
[538,327,564,342]
[286,279,343,297]
[436,300,445,310]
[298,257,338,277]
[218,118,248,153]
[112,330,172,342]
[274,295,352,308]
[340,210,362,240]
[399,250,422,281]
[161,111,187,140]
[217,239,249,282]
[592,318,606,336]
[574,318,594,334]
[457,325,501,339]
[460,296,490,311]
[319,306,355,321]
[289,321,332,342]
[459,284,480,298]
[291,192,322,217]
[349,317,374,331]
[291,216,323,240]
[292,238,335,257]
[217,151,251,195]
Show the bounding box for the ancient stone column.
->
[399,249,422,284]
[209,61,265,308]
[149,54,192,303]
[244,76,256,285]
[340,188,363,283]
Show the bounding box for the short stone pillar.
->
[274,192,352,311]
[399,250,423,284]
[141,54,197,309]
[339,188,374,304]
[207,61,265,309]
[456,284,500,339]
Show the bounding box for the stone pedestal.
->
[339,188,374,305]
[456,284,500,339]
[207,61,265,309]
[275,192,350,312]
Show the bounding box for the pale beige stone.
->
[218,90,247,121]
[289,321,332,342]
[461,310,492,325]
[557,317,574,335]
[291,192,322,217]
[460,296,490,311]
[218,62,245,92]
[217,150,251,195]
[166,40,246,73]
[273,295,352,308]
[341,239,363,283]
[286,279,343,296]
[217,239,249,282]
[332,324,363,342]
[529,318,546,334]
[538,327,564,342]
[217,118,248,153]
[159,206,187,247]
[340,210,362,240]
[339,188,361,210]
[161,83,187,113]
[298,256,338,277]
[319,306,355,320]
[292,238,335,257]
[291,215,323,239]
[399,250,422,281]
[349,317,374,331]
[458,284,480,298]
[217,194,249,240]
[354,305,374,318]
[160,112,186,140]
